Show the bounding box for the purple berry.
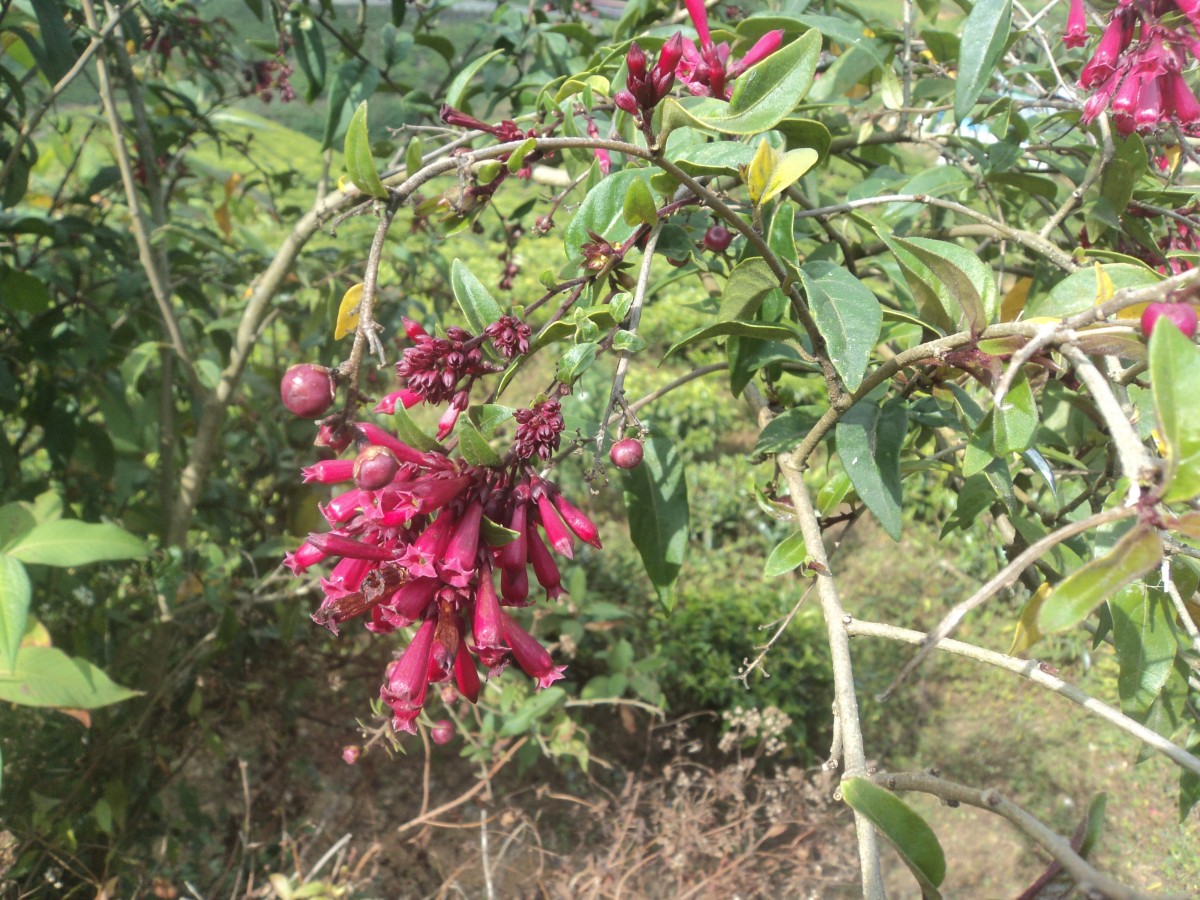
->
[610,438,644,470]
[1141,302,1198,339]
[431,719,456,745]
[703,225,733,253]
[281,364,335,418]
[353,445,400,491]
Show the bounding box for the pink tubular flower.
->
[535,491,574,559]
[373,388,423,415]
[381,617,437,733]
[472,566,507,668]
[502,613,566,689]
[527,522,567,601]
[552,490,603,549]
[1064,0,1089,49]
[302,459,355,484]
[678,0,783,100]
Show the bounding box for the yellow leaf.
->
[335,283,364,340]
[761,148,819,206]
[1000,276,1032,322]
[214,203,232,239]
[745,137,776,206]
[1009,582,1052,656]
[224,171,243,198]
[1093,262,1114,305]
[1164,144,1183,173]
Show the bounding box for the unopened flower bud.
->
[703,225,733,252]
[614,89,639,115]
[610,438,644,469]
[1141,302,1198,338]
[354,445,401,491]
[342,745,361,765]
[281,364,335,418]
[431,719,456,745]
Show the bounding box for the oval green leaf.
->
[344,101,389,199]
[0,556,30,670]
[621,435,689,609]
[8,520,149,568]
[1037,525,1163,635]
[842,777,946,892]
[836,398,907,540]
[954,0,1012,123]
[1150,319,1200,502]
[450,259,504,335]
[0,645,140,709]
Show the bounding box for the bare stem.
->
[848,618,1200,778]
[880,506,1139,699]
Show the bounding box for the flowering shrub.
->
[9,0,1200,894]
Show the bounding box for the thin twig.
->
[872,771,1181,900]
[396,738,528,836]
[847,618,1200,778]
[880,506,1139,699]
[1162,557,1200,660]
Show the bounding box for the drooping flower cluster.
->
[285,406,602,734]
[1067,0,1200,135]
[282,302,604,736]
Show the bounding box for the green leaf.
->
[0,556,30,671]
[666,138,757,178]
[842,778,946,894]
[456,418,502,467]
[1031,263,1160,319]
[954,0,1012,122]
[660,29,821,136]
[764,532,809,577]
[836,398,908,540]
[445,49,504,111]
[665,320,801,360]
[507,137,537,174]
[718,258,781,321]
[564,169,653,260]
[477,404,515,436]
[817,469,853,516]
[8,520,149,567]
[1150,319,1200,502]
[994,371,1039,455]
[499,685,565,736]
[0,646,140,709]
[622,178,658,227]
[0,503,36,552]
[343,102,389,199]
[753,406,825,457]
[392,403,442,453]
[800,262,881,392]
[621,435,689,608]
[480,517,520,547]
[31,0,77,82]
[1037,525,1163,634]
[557,342,598,384]
[290,16,327,103]
[893,237,996,332]
[1080,793,1108,859]
[1111,584,1177,719]
[450,259,504,335]
[0,266,50,314]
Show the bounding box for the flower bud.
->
[342,745,361,765]
[1141,302,1198,339]
[703,224,733,252]
[281,364,335,418]
[431,719,456,745]
[354,445,401,491]
[614,89,639,115]
[610,438,644,469]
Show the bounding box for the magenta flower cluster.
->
[1067,0,1200,135]
[286,316,603,736]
